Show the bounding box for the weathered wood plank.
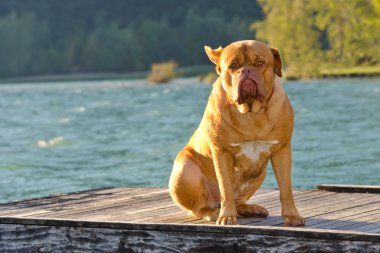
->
[333,213,380,231]
[244,193,380,227]
[1,223,378,253]
[307,203,380,228]
[368,227,380,233]
[0,186,380,252]
[318,184,380,194]
[253,190,336,208]
[245,233,380,253]
[0,187,154,215]
[13,189,169,218]
[0,218,379,241]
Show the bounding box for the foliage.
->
[1,0,378,79]
[0,0,261,78]
[198,72,219,84]
[252,0,380,78]
[147,61,178,84]
[0,12,52,77]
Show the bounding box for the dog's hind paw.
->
[236,203,268,218]
[190,206,220,222]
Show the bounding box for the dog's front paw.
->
[284,214,305,227]
[216,215,238,225]
[216,208,238,225]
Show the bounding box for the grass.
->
[319,66,380,75]
[286,65,380,80]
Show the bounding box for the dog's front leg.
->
[271,145,305,227]
[212,148,237,225]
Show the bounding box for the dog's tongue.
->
[238,79,257,104]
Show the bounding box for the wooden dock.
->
[0,184,379,252]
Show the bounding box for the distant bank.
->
[1,65,380,84]
[286,66,380,80]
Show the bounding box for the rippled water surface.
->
[0,78,379,203]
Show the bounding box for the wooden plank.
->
[368,227,380,233]
[245,233,380,253]
[0,223,248,253]
[0,187,126,210]
[98,191,332,222]
[0,187,115,207]
[0,188,273,218]
[248,193,380,226]
[34,194,173,221]
[307,203,380,228]
[0,186,380,252]
[0,186,379,252]
[308,208,380,229]
[260,201,380,227]
[248,193,368,226]
[0,187,154,215]
[250,191,337,214]
[116,191,318,222]
[1,222,378,253]
[81,202,180,222]
[12,189,169,218]
[253,190,336,209]
[317,184,380,194]
[0,217,379,241]
[331,213,380,231]
[347,222,380,233]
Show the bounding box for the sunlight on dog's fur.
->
[169,40,304,226]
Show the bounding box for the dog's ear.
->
[205,46,223,74]
[204,46,223,64]
[270,47,283,77]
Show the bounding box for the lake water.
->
[0,78,379,203]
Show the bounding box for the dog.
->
[169,40,304,226]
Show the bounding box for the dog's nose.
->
[240,66,253,75]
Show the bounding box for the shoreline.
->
[1,65,380,84]
[286,66,380,80]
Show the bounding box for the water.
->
[0,78,379,203]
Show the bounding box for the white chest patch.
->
[232,140,279,162]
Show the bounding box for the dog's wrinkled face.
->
[205,40,283,113]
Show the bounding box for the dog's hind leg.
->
[169,150,219,221]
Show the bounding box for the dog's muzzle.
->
[237,78,257,104]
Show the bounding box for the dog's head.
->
[205,40,282,113]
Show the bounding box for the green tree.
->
[252,0,321,77]
[183,8,253,65]
[131,18,179,68]
[0,12,51,76]
[83,21,142,72]
[311,0,380,65]
[0,0,262,78]
[253,0,380,78]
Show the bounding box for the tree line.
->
[0,0,261,78]
[253,0,380,77]
[1,0,378,79]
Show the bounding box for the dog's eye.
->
[229,63,239,70]
[256,59,265,67]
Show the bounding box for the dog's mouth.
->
[237,77,264,105]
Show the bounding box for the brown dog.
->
[169,40,304,226]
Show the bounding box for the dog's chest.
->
[231,140,278,198]
[231,140,278,163]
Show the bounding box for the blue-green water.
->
[0,78,379,203]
